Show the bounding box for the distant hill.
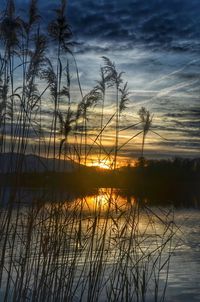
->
[0,153,80,173]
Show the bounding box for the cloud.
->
[1,0,199,53]
[67,0,200,53]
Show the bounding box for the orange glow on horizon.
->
[87,158,137,169]
[74,154,137,169]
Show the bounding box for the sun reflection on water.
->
[79,188,136,213]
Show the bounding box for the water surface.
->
[0,188,200,301]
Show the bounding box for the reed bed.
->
[0,1,179,301]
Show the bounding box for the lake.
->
[0,187,200,301]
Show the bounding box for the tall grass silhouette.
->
[0,1,179,302]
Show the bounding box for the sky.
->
[0,0,200,163]
[67,0,200,160]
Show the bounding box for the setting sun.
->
[91,161,111,169]
[86,158,113,169]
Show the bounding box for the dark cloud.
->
[156,139,200,150]
[164,108,200,119]
[1,0,199,53]
[67,0,200,53]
